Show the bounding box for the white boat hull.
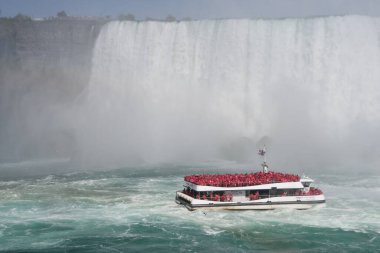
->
[175,192,325,211]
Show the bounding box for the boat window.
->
[269,188,277,196]
[257,190,269,197]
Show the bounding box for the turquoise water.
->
[0,165,379,252]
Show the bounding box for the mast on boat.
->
[258,146,269,173]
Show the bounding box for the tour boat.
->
[175,148,325,211]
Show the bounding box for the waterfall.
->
[77,16,380,170]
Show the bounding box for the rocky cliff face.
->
[0,19,105,98]
[0,19,105,162]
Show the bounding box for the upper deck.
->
[184,171,302,191]
[185,171,300,186]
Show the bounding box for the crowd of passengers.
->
[182,187,323,202]
[184,171,300,187]
[304,187,323,195]
[182,188,234,201]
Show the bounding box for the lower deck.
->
[175,191,326,211]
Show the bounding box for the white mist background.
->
[72,16,380,171]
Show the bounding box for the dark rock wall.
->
[0,19,105,162]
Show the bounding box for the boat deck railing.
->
[177,191,323,202]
